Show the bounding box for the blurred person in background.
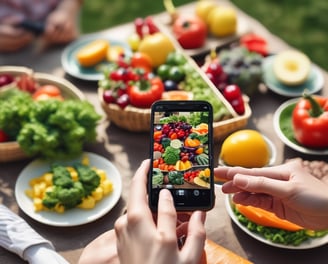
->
[0,0,82,52]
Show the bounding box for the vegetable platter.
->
[0,66,93,162]
[98,32,251,140]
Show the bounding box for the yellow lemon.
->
[138,32,175,67]
[220,130,270,168]
[208,6,237,37]
[195,0,218,25]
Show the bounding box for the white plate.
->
[262,56,324,97]
[225,194,328,249]
[273,98,328,155]
[15,152,122,226]
[61,34,132,81]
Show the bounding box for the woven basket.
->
[0,66,85,162]
[98,47,252,140]
[99,87,251,140]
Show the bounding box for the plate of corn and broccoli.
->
[15,152,122,226]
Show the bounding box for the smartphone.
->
[148,100,215,212]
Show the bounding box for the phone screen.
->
[149,100,215,211]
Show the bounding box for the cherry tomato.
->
[130,52,153,73]
[0,130,9,142]
[32,85,63,101]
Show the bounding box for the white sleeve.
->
[0,204,69,263]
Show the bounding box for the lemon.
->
[220,130,270,168]
[138,32,175,67]
[208,6,237,37]
[195,0,218,24]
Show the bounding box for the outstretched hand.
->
[216,159,328,230]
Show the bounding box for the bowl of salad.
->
[0,66,100,162]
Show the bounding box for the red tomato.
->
[128,76,164,108]
[0,130,9,142]
[130,52,153,72]
[172,15,207,49]
[33,85,64,101]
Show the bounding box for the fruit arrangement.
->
[99,49,232,121]
[163,0,238,50]
[217,46,263,96]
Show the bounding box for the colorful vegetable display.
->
[152,112,211,187]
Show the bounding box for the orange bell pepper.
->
[235,204,304,232]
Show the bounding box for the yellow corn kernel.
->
[54,204,65,213]
[70,170,79,181]
[33,182,46,198]
[33,198,43,211]
[42,173,53,186]
[101,179,113,195]
[96,169,107,182]
[29,177,42,187]
[81,155,90,166]
[92,187,103,201]
[25,189,34,199]
[79,196,96,209]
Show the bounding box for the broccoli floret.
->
[51,164,74,188]
[17,123,59,156]
[56,183,84,209]
[162,146,180,165]
[0,89,33,139]
[15,98,101,160]
[43,181,85,210]
[74,163,100,196]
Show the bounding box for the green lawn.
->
[80,0,328,70]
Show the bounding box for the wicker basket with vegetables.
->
[0,66,101,162]
[98,38,251,139]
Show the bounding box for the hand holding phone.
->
[149,100,215,212]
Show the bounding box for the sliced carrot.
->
[235,204,304,232]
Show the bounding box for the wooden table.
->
[1,2,327,263]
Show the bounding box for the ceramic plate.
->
[15,152,122,226]
[262,56,324,97]
[225,194,328,249]
[61,35,131,81]
[273,98,328,155]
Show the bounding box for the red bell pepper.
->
[292,93,328,148]
[172,15,207,49]
[128,76,164,108]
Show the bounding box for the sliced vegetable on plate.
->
[225,194,328,249]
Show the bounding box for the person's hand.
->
[114,160,206,264]
[217,159,328,230]
[78,229,119,264]
[0,24,34,52]
[43,9,78,45]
